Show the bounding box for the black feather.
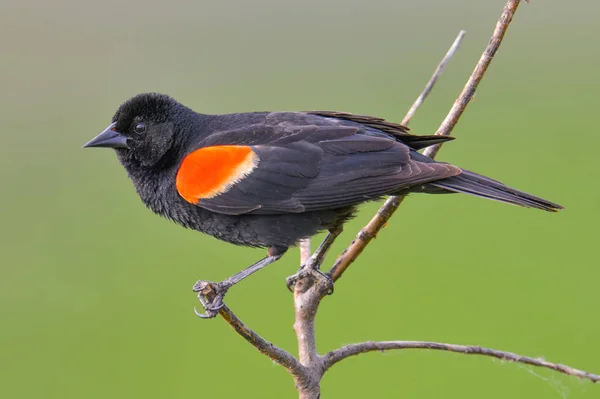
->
[95,93,562,250]
[430,170,563,212]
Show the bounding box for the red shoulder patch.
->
[176,145,259,204]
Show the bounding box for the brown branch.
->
[289,227,344,397]
[329,0,522,281]
[328,28,467,281]
[284,28,468,399]
[285,27,469,396]
[323,341,600,383]
[292,277,328,398]
[193,2,600,398]
[194,283,306,379]
[329,195,406,281]
[426,0,523,158]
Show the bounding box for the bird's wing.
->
[176,122,461,215]
[306,110,456,150]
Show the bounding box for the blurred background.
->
[1,0,598,397]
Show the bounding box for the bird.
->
[83,93,562,317]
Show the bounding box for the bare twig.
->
[328,28,466,281]
[329,0,522,281]
[329,195,406,281]
[401,30,467,126]
[323,341,600,383]
[426,0,522,158]
[194,283,306,378]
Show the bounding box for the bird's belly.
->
[144,181,354,248]
[172,201,352,248]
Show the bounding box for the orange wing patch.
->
[176,145,259,204]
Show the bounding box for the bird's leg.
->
[286,225,343,294]
[193,250,284,319]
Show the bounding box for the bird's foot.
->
[286,267,334,295]
[192,280,231,319]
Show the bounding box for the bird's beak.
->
[82,122,129,149]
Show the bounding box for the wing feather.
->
[179,121,460,215]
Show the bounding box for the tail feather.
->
[430,169,563,212]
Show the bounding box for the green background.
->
[1,0,598,397]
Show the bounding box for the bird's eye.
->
[133,122,146,134]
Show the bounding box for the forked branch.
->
[194,283,306,379]
[196,1,599,397]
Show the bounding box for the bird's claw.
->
[194,306,218,319]
[286,267,334,295]
[192,280,230,319]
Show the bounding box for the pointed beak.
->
[82,122,129,149]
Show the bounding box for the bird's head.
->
[83,93,190,168]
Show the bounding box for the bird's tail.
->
[428,169,563,212]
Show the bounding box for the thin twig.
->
[401,30,467,126]
[328,28,467,281]
[329,0,522,281]
[194,283,306,377]
[323,341,600,383]
[426,0,522,158]
[329,195,406,281]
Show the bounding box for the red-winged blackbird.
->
[84,93,562,317]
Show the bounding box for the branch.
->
[290,227,344,397]
[286,28,468,398]
[329,0,520,281]
[426,0,523,158]
[292,276,327,398]
[323,341,600,383]
[328,28,467,281]
[401,30,467,126]
[194,283,306,378]
[193,2,600,398]
[328,195,406,281]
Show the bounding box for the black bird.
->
[83,93,562,317]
